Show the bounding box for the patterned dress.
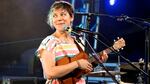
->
[36,35,86,84]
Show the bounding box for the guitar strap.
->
[74,40,84,52]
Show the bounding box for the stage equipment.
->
[87,70,126,77]
[75,12,150,84]
[121,58,150,83]
[85,62,126,84]
[117,15,150,84]
[85,62,121,84]
[121,62,150,71]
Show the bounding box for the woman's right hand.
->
[77,59,93,71]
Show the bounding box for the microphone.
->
[116,15,150,27]
[64,25,100,35]
[63,25,82,37]
[64,25,72,33]
[116,15,130,21]
[74,26,100,35]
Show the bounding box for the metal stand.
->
[144,27,149,84]
[120,16,150,84]
[71,31,119,84]
[75,12,150,83]
[137,59,145,84]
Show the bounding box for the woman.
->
[36,1,125,84]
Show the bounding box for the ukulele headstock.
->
[113,37,125,51]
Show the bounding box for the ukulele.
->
[56,37,125,84]
[89,37,125,63]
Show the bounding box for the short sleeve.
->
[36,36,57,58]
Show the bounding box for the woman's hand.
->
[77,59,93,71]
[99,50,108,62]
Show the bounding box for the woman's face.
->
[52,8,74,32]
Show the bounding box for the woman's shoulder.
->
[36,35,57,58]
[44,35,56,41]
[41,35,58,45]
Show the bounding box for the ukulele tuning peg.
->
[117,37,120,40]
[114,39,116,42]
[121,48,124,50]
[117,49,120,52]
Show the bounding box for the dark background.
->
[0,0,149,78]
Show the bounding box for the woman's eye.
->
[53,15,57,18]
[61,13,66,16]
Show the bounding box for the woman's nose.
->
[57,15,63,21]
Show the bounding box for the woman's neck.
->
[53,31,74,43]
[53,31,69,39]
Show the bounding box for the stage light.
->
[109,0,116,6]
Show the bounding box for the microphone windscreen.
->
[63,24,72,33]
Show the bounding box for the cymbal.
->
[87,71,126,77]
[120,62,150,71]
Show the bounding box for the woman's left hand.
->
[100,50,108,62]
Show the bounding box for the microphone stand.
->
[145,26,150,84]
[70,31,120,84]
[84,37,120,84]
[75,12,150,83]
[82,27,150,83]
[117,16,150,84]
[92,35,150,77]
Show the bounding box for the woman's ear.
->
[71,14,74,22]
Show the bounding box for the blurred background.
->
[0,0,149,83]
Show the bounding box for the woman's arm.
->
[39,49,93,80]
[40,49,79,79]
